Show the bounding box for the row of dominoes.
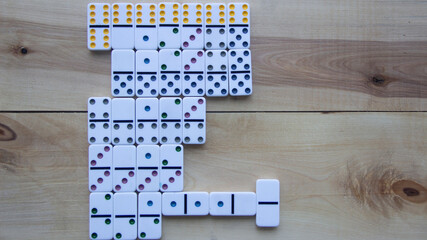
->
[112,49,252,97]
[88,97,206,145]
[89,144,184,193]
[88,2,250,50]
[90,180,279,239]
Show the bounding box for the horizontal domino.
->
[88,97,111,144]
[138,192,162,239]
[256,179,280,227]
[209,192,256,216]
[87,3,111,51]
[114,192,137,239]
[89,144,113,192]
[162,192,209,216]
[90,192,113,240]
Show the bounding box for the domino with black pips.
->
[182,50,205,96]
[159,144,184,192]
[162,192,209,216]
[89,192,113,240]
[256,179,280,227]
[111,3,135,49]
[228,49,252,96]
[89,144,113,192]
[204,3,227,50]
[136,50,158,97]
[227,3,250,49]
[87,3,111,50]
[159,49,182,96]
[112,98,135,145]
[181,3,204,49]
[137,145,160,192]
[88,97,111,144]
[183,97,206,144]
[209,192,256,216]
[135,3,158,50]
[158,2,181,49]
[113,145,136,192]
[113,192,137,240]
[112,50,135,97]
[159,97,183,144]
[138,192,162,239]
[205,50,229,97]
[136,98,159,145]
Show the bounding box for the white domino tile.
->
[183,97,206,144]
[135,3,158,50]
[209,192,256,216]
[112,50,135,97]
[205,50,228,97]
[112,98,135,145]
[113,192,137,240]
[111,3,135,49]
[90,192,113,240]
[159,49,182,96]
[159,144,184,192]
[182,50,205,96]
[159,97,183,144]
[135,98,159,145]
[137,145,160,192]
[89,144,113,192]
[181,3,204,49]
[227,3,250,49]
[228,49,252,96]
[162,192,209,216]
[113,145,136,192]
[87,3,111,51]
[158,2,181,49]
[256,179,280,227]
[204,3,227,50]
[88,97,112,144]
[136,50,159,97]
[138,192,162,239]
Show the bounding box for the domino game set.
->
[87,3,280,239]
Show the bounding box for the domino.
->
[256,179,280,227]
[182,50,205,96]
[111,3,135,49]
[228,49,252,96]
[89,144,113,192]
[136,98,159,145]
[113,145,136,192]
[138,192,162,239]
[183,97,206,144]
[205,50,229,97]
[209,192,256,216]
[136,50,159,97]
[137,145,160,192]
[159,144,184,192]
[227,3,250,49]
[135,3,158,50]
[112,98,135,145]
[204,3,227,50]
[159,97,183,144]
[87,3,111,51]
[114,192,137,240]
[162,192,209,216]
[89,192,113,240]
[112,50,135,97]
[159,49,182,96]
[158,2,181,49]
[181,3,204,49]
[88,97,111,144]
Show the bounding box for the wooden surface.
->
[0,0,426,239]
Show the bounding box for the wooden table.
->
[0,0,426,239]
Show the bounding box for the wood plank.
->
[1,0,427,111]
[0,113,426,239]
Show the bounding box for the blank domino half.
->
[135,3,158,50]
[112,98,135,145]
[89,192,113,240]
[206,50,229,97]
[113,145,136,192]
[204,3,227,50]
[135,98,159,145]
[89,144,113,192]
[209,192,256,216]
[158,2,181,49]
[87,3,111,51]
[138,192,162,239]
[136,50,158,97]
[88,97,111,144]
[182,50,205,96]
[112,50,135,97]
[256,179,280,227]
[111,3,135,49]
[114,192,137,240]
[137,145,160,192]
[162,192,209,216]
[228,49,252,96]
[227,3,250,49]
[183,97,206,144]
[159,144,184,192]
[181,3,204,49]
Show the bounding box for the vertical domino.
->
[159,97,183,144]
[228,49,252,96]
[159,49,182,96]
[182,50,205,96]
[158,2,181,49]
[112,98,135,145]
[112,50,135,97]
[227,3,250,49]
[204,3,227,50]
[183,97,206,144]
[162,192,209,216]
[256,179,280,227]
[205,50,228,97]
[136,50,159,97]
[114,192,137,240]
[138,192,162,239]
[89,144,113,192]
[136,98,159,145]
[87,3,111,51]
[137,145,160,192]
[135,3,158,50]
[113,145,136,192]
[209,192,256,216]
[89,192,113,240]
[111,3,134,49]
[181,3,204,49]
[88,97,111,144]
[159,144,184,192]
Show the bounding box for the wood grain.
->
[1,0,427,111]
[0,113,426,239]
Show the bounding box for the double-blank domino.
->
[158,2,181,49]
[112,98,135,145]
[112,50,135,97]
[114,192,137,240]
[90,192,113,240]
[209,192,256,216]
[162,192,209,216]
[89,144,113,192]
[159,97,183,144]
[183,97,206,144]
[160,144,184,192]
[256,179,280,227]
[136,50,158,97]
[181,3,204,49]
[111,3,134,49]
[227,3,250,49]
[135,3,158,50]
[136,98,159,145]
[206,50,228,97]
[228,49,252,96]
[205,3,227,49]
[137,145,160,192]
[88,97,111,144]
[87,3,111,51]
[113,145,136,192]
[138,192,162,239]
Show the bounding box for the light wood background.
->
[0,0,426,239]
